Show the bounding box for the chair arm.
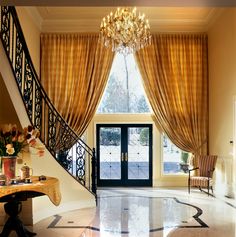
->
[188,167,199,179]
[188,167,199,172]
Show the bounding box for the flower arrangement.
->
[0,124,44,157]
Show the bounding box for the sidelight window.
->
[162,134,190,175]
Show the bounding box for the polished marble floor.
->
[7,188,236,236]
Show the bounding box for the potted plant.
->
[179,151,189,173]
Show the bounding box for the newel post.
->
[91,148,97,199]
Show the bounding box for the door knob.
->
[121,153,124,162]
[125,152,128,161]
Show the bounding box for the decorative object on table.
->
[10,178,18,185]
[24,177,32,183]
[20,163,33,180]
[2,156,17,182]
[0,124,44,183]
[39,175,46,181]
[100,7,151,55]
[0,173,6,186]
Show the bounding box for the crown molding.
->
[20,6,223,33]
[41,22,208,33]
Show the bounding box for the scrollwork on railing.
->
[0,6,97,197]
[1,7,10,54]
[15,34,23,88]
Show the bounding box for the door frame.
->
[96,124,153,187]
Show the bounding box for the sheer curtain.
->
[135,34,208,155]
[40,33,115,136]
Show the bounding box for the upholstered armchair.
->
[188,155,218,196]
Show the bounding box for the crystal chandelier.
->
[99,7,151,55]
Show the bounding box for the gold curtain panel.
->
[40,33,115,137]
[135,34,208,155]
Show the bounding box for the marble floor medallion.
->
[48,192,208,236]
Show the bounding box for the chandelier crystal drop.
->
[99,7,152,55]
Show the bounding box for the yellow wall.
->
[0,74,21,126]
[208,8,236,196]
[87,114,188,187]
[16,7,41,75]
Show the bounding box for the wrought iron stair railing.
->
[0,6,97,196]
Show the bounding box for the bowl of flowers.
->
[0,124,44,182]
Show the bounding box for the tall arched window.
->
[97,53,150,114]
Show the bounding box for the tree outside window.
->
[97,54,150,114]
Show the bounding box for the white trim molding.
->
[215,155,234,198]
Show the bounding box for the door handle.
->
[125,152,128,162]
[121,153,124,162]
[121,153,128,162]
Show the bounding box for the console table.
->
[0,176,61,237]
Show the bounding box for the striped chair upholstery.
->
[188,155,217,195]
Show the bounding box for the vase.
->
[1,156,17,183]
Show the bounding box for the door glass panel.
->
[128,127,149,180]
[99,127,121,180]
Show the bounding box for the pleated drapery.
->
[135,34,208,155]
[40,33,115,136]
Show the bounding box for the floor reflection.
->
[41,188,236,237]
[96,195,205,236]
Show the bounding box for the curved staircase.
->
[0,6,97,199]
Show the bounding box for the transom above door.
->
[96,124,152,186]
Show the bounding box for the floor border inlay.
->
[48,195,208,234]
[225,201,236,209]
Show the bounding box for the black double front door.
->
[96,124,152,186]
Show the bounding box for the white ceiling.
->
[24,6,224,33]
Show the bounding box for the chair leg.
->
[188,178,190,194]
[207,179,210,196]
